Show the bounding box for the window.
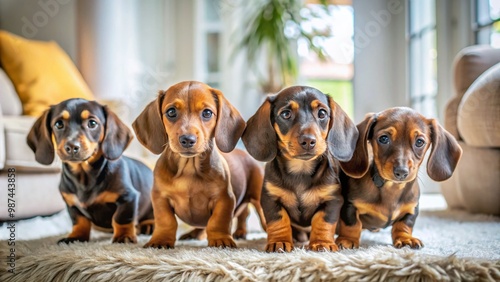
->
[408,0,438,118]
[197,0,222,89]
[475,0,500,46]
[299,4,354,117]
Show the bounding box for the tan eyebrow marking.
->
[289,101,299,111]
[81,110,90,120]
[61,110,70,120]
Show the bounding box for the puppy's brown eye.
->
[415,138,425,148]
[318,109,327,119]
[280,110,291,120]
[88,119,98,129]
[54,120,64,130]
[166,108,177,118]
[202,109,213,119]
[378,135,390,144]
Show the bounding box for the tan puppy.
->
[133,81,266,249]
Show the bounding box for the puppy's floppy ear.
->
[27,109,55,165]
[327,96,359,162]
[427,119,462,181]
[242,96,277,162]
[211,88,246,153]
[339,112,377,178]
[132,91,168,155]
[101,105,133,160]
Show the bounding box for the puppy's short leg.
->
[137,219,155,235]
[263,198,294,253]
[112,192,139,244]
[308,197,342,252]
[144,189,178,249]
[179,228,206,240]
[233,204,249,239]
[206,194,236,248]
[336,202,362,249]
[58,207,91,244]
[392,208,423,249]
[251,198,267,232]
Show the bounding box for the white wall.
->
[352,0,408,123]
[0,0,78,62]
[436,0,474,121]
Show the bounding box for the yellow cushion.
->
[0,30,94,116]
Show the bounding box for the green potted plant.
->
[233,0,331,94]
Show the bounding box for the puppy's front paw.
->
[57,237,88,244]
[232,228,247,240]
[308,242,339,252]
[208,237,237,248]
[265,241,294,253]
[143,239,175,249]
[393,236,423,249]
[335,237,359,249]
[112,234,137,244]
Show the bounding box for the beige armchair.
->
[441,45,500,215]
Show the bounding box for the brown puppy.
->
[133,81,266,249]
[242,86,359,252]
[337,107,462,249]
[27,98,154,244]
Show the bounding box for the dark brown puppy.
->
[337,107,462,249]
[133,81,266,249]
[27,98,154,244]
[242,86,359,252]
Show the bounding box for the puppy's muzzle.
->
[393,166,409,181]
[64,141,81,156]
[179,134,197,148]
[299,134,316,151]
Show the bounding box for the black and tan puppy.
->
[133,81,266,249]
[242,86,359,252]
[27,98,154,244]
[337,107,462,249]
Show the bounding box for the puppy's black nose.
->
[179,135,197,148]
[393,166,409,181]
[299,135,316,150]
[64,142,81,155]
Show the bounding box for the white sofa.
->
[0,68,65,220]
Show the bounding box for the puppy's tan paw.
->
[57,237,88,244]
[335,237,359,249]
[265,242,294,253]
[232,228,247,240]
[143,239,175,249]
[393,236,423,249]
[308,242,339,252]
[208,237,237,248]
[112,234,137,244]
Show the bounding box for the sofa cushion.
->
[0,30,94,117]
[457,63,500,148]
[0,68,22,116]
[0,107,4,170]
[3,115,60,171]
[0,171,64,220]
[446,45,500,140]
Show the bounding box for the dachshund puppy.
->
[242,86,359,252]
[337,107,462,249]
[27,98,154,244]
[133,81,266,249]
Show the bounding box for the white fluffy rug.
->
[1,195,499,281]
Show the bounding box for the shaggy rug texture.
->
[1,196,499,281]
